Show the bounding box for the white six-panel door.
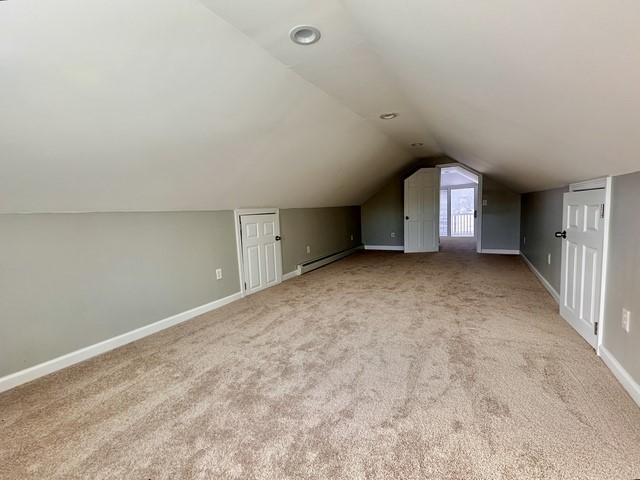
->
[240,214,282,295]
[559,189,606,347]
[404,168,438,253]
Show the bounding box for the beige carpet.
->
[2,241,639,479]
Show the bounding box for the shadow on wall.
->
[361,156,521,251]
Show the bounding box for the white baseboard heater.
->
[298,246,363,274]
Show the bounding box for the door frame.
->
[440,183,478,239]
[233,207,282,297]
[566,177,612,353]
[437,163,483,252]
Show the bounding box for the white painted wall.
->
[0,0,410,213]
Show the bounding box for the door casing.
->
[436,163,483,252]
[234,208,283,296]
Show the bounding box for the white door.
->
[240,214,282,295]
[559,189,606,347]
[404,168,439,253]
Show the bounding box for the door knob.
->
[405,216,409,220]
[554,230,567,239]
[275,235,281,241]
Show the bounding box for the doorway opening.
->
[439,165,480,252]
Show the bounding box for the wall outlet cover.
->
[350,234,354,241]
[390,232,396,238]
[482,199,488,206]
[215,268,223,280]
[547,253,552,265]
[622,308,631,333]
[306,245,311,254]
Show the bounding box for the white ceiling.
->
[0,0,411,213]
[208,0,640,192]
[441,167,479,187]
[2,0,640,212]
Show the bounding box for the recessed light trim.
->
[290,25,321,45]
[379,112,398,120]
[410,142,424,147]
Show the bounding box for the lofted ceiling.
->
[1,0,640,213]
[0,0,411,213]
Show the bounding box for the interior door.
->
[240,213,282,295]
[404,168,438,253]
[559,189,606,347]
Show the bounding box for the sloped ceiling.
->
[207,0,640,192]
[0,0,412,213]
[2,0,640,213]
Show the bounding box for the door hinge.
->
[600,204,605,218]
[594,321,599,336]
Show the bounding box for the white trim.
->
[570,177,607,192]
[364,245,404,251]
[282,269,301,281]
[599,346,640,407]
[520,253,560,304]
[597,176,613,352]
[481,249,520,255]
[233,208,282,296]
[0,291,243,394]
[435,162,483,253]
[299,246,362,274]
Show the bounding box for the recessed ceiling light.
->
[410,142,424,147]
[379,113,398,120]
[290,25,321,45]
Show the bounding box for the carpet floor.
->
[1,239,639,479]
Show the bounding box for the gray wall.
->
[481,177,521,251]
[602,171,640,385]
[361,158,522,251]
[280,207,361,273]
[520,187,567,293]
[1,206,363,378]
[0,211,239,377]
[520,171,640,389]
[361,179,404,247]
[361,156,451,247]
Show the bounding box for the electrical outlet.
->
[215,268,223,280]
[547,253,551,265]
[350,234,354,241]
[523,236,526,245]
[306,245,311,254]
[482,199,488,207]
[390,232,396,238]
[622,308,631,333]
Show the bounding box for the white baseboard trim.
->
[0,291,243,394]
[599,346,640,407]
[520,253,560,304]
[364,245,404,251]
[481,249,520,255]
[299,246,362,274]
[282,269,301,281]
